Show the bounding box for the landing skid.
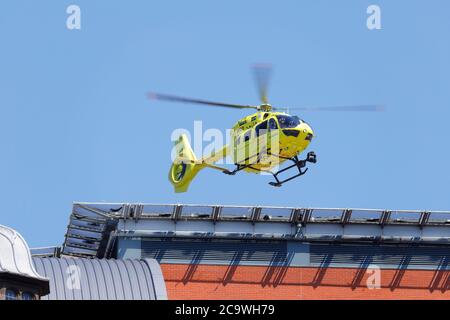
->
[224,151,317,187]
[268,152,315,187]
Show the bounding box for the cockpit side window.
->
[268,118,278,130]
[276,115,301,129]
[255,120,268,137]
[244,130,252,142]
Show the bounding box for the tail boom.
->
[169,135,228,193]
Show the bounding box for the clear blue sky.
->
[1,0,450,247]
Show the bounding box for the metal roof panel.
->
[32,257,166,300]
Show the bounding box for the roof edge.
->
[142,258,168,300]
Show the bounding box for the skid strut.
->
[223,151,317,187]
[268,151,317,187]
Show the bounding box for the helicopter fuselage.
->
[229,111,314,173]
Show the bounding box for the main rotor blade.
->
[274,105,385,112]
[147,92,257,110]
[252,63,273,105]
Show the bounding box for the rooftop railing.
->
[72,202,450,227]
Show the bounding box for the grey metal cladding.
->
[137,237,450,271]
[32,257,167,300]
[141,238,288,265]
[310,243,450,270]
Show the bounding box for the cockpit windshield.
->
[276,115,301,129]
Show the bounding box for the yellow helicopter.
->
[148,64,382,193]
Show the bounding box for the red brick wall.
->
[161,264,450,300]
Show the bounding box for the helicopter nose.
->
[300,123,314,141]
[281,122,314,141]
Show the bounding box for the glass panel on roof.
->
[70,218,104,231]
[88,203,124,214]
[259,207,292,221]
[181,206,214,218]
[220,206,253,219]
[310,209,343,222]
[67,228,102,240]
[389,211,421,223]
[65,237,99,249]
[73,205,109,219]
[141,204,175,217]
[427,212,450,224]
[349,210,383,223]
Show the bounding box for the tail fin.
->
[169,134,205,193]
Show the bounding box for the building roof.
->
[0,224,48,282]
[33,257,167,300]
[61,203,450,259]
